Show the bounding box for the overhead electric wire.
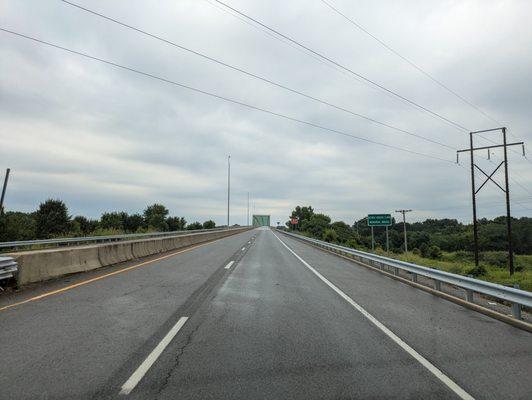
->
[210,0,470,133]
[0,28,455,164]
[321,0,532,162]
[57,0,454,150]
[209,0,532,167]
[318,0,503,127]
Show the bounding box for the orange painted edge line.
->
[0,239,220,313]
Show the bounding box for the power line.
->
[319,0,503,127]
[0,28,455,164]
[211,0,470,132]
[58,0,455,150]
[209,0,532,165]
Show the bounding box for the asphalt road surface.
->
[0,227,530,399]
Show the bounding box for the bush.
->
[467,264,487,277]
[322,229,338,243]
[187,222,203,230]
[480,251,508,268]
[419,243,429,258]
[346,239,360,249]
[412,248,421,256]
[202,220,216,229]
[427,245,442,259]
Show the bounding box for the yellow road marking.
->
[0,239,219,313]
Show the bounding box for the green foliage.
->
[427,245,442,259]
[467,264,487,277]
[0,212,37,241]
[73,216,98,235]
[330,221,352,243]
[202,220,216,229]
[480,251,509,268]
[287,205,314,228]
[35,199,70,239]
[143,203,169,231]
[100,212,127,231]
[166,216,186,231]
[301,213,331,238]
[322,228,338,243]
[187,221,203,230]
[0,200,195,243]
[124,214,144,232]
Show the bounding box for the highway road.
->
[0,227,530,399]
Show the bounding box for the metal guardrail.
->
[0,256,18,281]
[0,226,240,251]
[280,230,531,319]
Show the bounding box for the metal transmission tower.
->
[457,127,525,275]
[395,209,412,253]
[0,168,10,216]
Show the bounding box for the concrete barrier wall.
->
[8,227,251,285]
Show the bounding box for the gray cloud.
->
[1,0,531,226]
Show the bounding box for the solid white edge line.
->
[119,316,189,395]
[225,261,235,269]
[272,232,475,400]
[241,247,246,251]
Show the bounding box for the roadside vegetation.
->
[0,199,217,243]
[286,206,532,291]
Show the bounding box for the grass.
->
[373,249,532,292]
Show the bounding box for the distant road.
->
[0,228,530,399]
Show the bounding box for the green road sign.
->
[367,214,392,226]
[252,214,270,227]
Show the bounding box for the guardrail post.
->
[512,283,522,320]
[412,273,417,283]
[394,267,399,276]
[466,275,474,302]
[434,280,441,291]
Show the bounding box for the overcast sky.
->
[1,0,532,226]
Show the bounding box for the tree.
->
[427,245,442,259]
[124,214,144,232]
[35,199,70,238]
[100,212,127,231]
[203,220,216,229]
[287,205,314,228]
[187,221,203,230]
[143,204,169,231]
[166,216,186,231]
[323,228,338,243]
[302,213,331,238]
[72,216,98,235]
[0,212,36,241]
[331,221,352,244]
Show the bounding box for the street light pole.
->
[227,156,230,227]
[247,192,250,226]
[395,209,412,253]
[0,168,10,216]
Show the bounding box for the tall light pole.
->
[247,192,250,226]
[0,168,10,216]
[395,209,412,253]
[227,155,230,227]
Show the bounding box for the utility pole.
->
[0,168,10,216]
[247,192,250,226]
[227,155,230,227]
[395,209,412,253]
[385,226,389,253]
[457,127,524,275]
